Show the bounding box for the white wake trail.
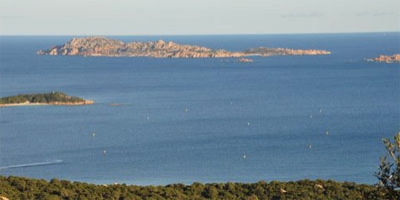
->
[0,160,63,170]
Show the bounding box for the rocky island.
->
[0,92,94,107]
[367,54,400,64]
[37,36,331,58]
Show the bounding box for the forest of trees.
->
[0,176,390,200]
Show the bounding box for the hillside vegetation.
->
[0,176,391,200]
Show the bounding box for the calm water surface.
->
[0,33,399,185]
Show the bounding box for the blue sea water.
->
[0,33,399,185]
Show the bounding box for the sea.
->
[0,33,399,186]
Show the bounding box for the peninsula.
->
[367,54,400,64]
[37,36,331,58]
[0,92,94,107]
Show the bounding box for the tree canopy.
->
[375,132,400,199]
[0,176,385,200]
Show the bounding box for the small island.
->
[0,92,94,107]
[367,54,400,63]
[37,36,331,58]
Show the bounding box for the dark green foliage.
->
[0,92,85,104]
[375,132,400,199]
[0,176,385,200]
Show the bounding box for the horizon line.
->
[1,31,399,37]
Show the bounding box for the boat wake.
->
[0,160,63,170]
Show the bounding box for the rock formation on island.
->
[37,36,331,58]
[367,54,400,64]
[244,47,330,56]
[0,92,94,107]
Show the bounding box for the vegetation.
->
[0,92,87,105]
[375,132,400,199]
[0,176,387,200]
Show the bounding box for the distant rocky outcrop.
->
[367,54,400,64]
[37,36,331,58]
[244,47,331,56]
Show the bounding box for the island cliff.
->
[0,92,94,107]
[37,36,331,58]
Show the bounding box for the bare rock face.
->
[367,54,400,63]
[37,36,331,58]
[38,37,126,56]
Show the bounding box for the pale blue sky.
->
[1,0,399,35]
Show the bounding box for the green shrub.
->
[375,132,400,199]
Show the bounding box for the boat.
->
[239,58,253,63]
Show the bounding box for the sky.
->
[0,0,399,35]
